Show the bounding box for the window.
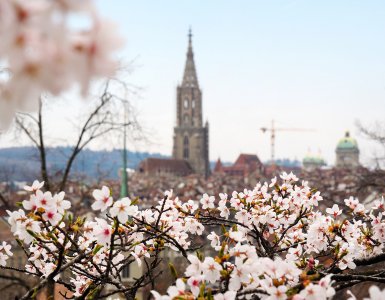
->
[184,98,189,108]
[183,136,189,159]
[192,99,195,108]
[122,265,130,279]
[184,114,189,125]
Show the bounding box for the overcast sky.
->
[2,0,385,166]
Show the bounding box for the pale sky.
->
[2,0,385,166]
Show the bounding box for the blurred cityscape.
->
[0,30,384,299]
[1,31,383,208]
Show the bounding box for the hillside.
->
[0,146,168,182]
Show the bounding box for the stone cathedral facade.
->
[172,31,210,177]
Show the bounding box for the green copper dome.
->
[303,155,325,165]
[336,131,358,150]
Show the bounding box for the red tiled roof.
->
[214,153,263,177]
[213,158,224,173]
[138,158,193,176]
[234,154,262,166]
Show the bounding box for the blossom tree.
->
[1,173,385,299]
[12,76,140,193]
[0,0,123,129]
[0,0,141,209]
[1,1,385,300]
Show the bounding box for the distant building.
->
[335,131,360,168]
[138,158,193,177]
[136,30,209,178]
[213,154,264,177]
[172,29,210,178]
[302,153,326,171]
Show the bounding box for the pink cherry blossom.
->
[0,0,123,129]
[24,180,44,192]
[53,191,71,214]
[91,186,113,211]
[42,209,62,226]
[326,204,342,218]
[202,257,221,283]
[34,190,55,210]
[185,254,202,277]
[93,218,113,245]
[187,276,203,297]
[200,193,215,209]
[109,197,138,223]
[213,291,237,300]
[0,242,12,266]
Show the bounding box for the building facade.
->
[172,30,210,178]
[138,158,193,177]
[335,131,360,168]
[302,153,326,171]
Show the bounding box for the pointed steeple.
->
[182,28,199,88]
[120,111,128,198]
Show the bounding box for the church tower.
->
[173,30,210,177]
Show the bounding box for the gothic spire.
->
[182,28,199,88]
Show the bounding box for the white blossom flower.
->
[109,197,138,223]
[35,190,55,210]
[214,291,237,300]
[219,203,230,219]
[0,241,12,257]
[187,276,203,297]
[326,204,342,218]
[0,253,9,267]
[0,242,12,266]
[167,279,185,298]
[24,180,44,192]
[202,257,221,283]
[151,291,170,300]
[42,209,62,226]
[207,231,221,249]
[91,186,113,211]
[266,285,287,300]
[54,192,71,214]
[200,193,215,209]
[363,286,385,300]
[22,195,38,211]
[93,218,113,245]
[185,255,202,277]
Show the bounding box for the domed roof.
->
[336,131,358,150]
[302,156,325,165]
[303,155,325,165]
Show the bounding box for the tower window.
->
[184,99,189,108]
[192,99,195,108]
[183,136,189,159]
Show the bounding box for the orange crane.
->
[260,120,315,164]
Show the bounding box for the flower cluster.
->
[1,173,385,299]
[152,173,385,300]
[1,180,204,298]
[0,242,12,266]
[0,0,123,128]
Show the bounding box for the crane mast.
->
[260,120,314,165]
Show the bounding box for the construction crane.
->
[260,120,315,164]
